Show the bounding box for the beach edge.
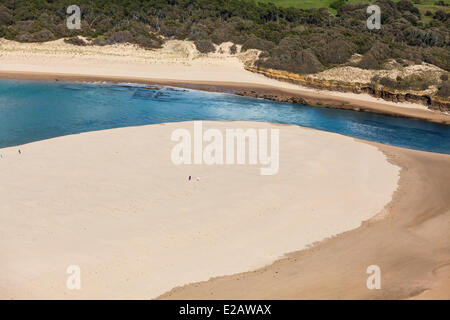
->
[1,70,449,125]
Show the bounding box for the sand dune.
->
[0,122,399,299]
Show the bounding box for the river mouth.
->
[1,79,449,154]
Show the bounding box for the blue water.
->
[0,79,449,154]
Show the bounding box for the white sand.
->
[0,122,399,299]
[0,39,431,111]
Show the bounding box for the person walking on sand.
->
[189,175,192,181]
[18,149,21,155]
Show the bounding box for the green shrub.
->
[0,5,13,25]
[230,44,237,55]
[330,0,348,10]
[64,37,88,46]
[437,81,450,98]
[358,42,391,70]
[377,74,435,91]
[241,35,275,52]
[194,40,216,54]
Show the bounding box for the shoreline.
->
[159,141,450,300]
[1,70,449,125]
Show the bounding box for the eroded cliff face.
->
[245,66,450,113]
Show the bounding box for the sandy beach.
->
[0,121,401,299]
[1,39,449,124]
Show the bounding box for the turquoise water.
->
[0,79,449,154]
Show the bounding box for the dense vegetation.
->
[259,0,449,13]
[0,0,449,78]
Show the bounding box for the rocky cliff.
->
[245,66,450,113]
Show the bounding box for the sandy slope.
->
[0,122,399,299]
[0,39,263,84]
